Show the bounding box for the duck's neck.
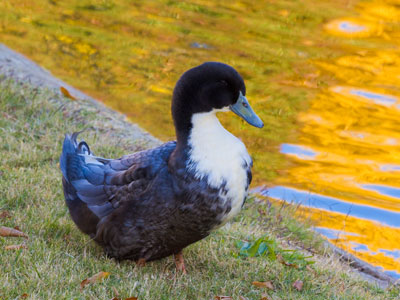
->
[185,111,250,188]
[174,111,227,153]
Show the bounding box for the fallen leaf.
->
[260,293,272,300]
[0,210,11,219]
[21,294,28,298]
[215,296,233,300]
[252,281,274,290]
[257,208,266,216]
[5,244,27,250]
[277,254,299,268]
[0,226,28,238]
[125,297,138,300]
[80,271,110,289]
[60,87,77,101]
[293,280,303,291]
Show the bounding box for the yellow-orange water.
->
[268,0,400,278]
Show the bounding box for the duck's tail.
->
[60,132,103,237]
[60,131,89,181]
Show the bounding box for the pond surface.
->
[265,0,400,278]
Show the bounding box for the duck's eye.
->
[219,80,228,86]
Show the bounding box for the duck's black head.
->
[171,62,263,142]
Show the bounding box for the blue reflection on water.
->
[265,186,400,227]
[351,242,369,252]
[350,89,397,106]
[380,165,400,172]
[338,21,366,33]
[348,131,366,139]
[280,144,317,159]
[362,184,400,199]
[380,249,400,259]
[314,227,359,240]
[384,270,400,279]
[314,227,341,239]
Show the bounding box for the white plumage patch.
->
[187,110,252,223]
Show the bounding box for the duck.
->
[60,62,264,273]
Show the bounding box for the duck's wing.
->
[60,133,176,220]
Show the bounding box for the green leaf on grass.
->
[236,236,314,268]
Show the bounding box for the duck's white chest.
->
[187,112,252,222]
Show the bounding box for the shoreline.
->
[0,43,160,148]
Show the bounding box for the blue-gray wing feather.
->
[60,133,176,219]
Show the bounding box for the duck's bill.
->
[229,92,264,128]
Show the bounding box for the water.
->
[339,21,366,33]
[268,0,400,278]
[266,186,400,228]
[280,144,317,159]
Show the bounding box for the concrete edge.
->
[0,43,160,147]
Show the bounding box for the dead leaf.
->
[215,296,233,300]
[260,293,272,300]
[257,208,266,216]
[293,280,303,291]
[0,226,28,238]
[5,244,27,250]
[80,271,110,289]
[0,210,11,219]
[21,294,28,298]
[60,87,77,101]
[125,297,138,300]
[252,281,274,290]
[277,254,299,268]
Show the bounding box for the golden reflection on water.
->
[273,0,400,278]
[302,206,400,273]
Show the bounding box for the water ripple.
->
[280,144,317,159]
[362,184,400,199]
[265,186,400,227]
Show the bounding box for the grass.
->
[1,79,399,299]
